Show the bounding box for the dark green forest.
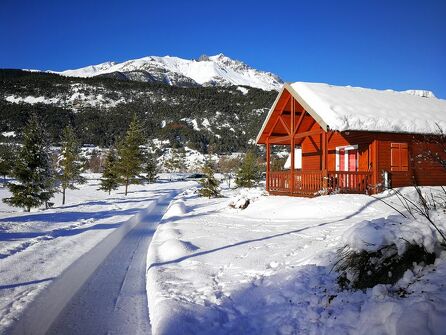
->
[0,70,276,153]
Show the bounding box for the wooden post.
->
[290,98,295,195]
[372,140,379,194]
[322,130,328,189]
[266,137,270,192]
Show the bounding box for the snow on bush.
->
[228,187,265,209]
[343,215,440,255]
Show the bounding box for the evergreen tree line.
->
[1,114,158,211]
[197,151,264,199]
[0,70,276,153]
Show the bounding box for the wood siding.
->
[259,89,446,195]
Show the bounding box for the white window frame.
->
[335,145,358,171]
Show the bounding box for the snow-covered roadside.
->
[0,175,194,332]
[146,188,446,334]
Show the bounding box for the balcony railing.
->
[268,170,372,196]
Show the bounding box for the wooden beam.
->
[269,136,291,144]
[293,110,306,135]
[294,129,324,140]
[269,129,325,145]
[266,95,291,137]
[266,137,270,192]
[267,117,282,137]
[278,116,291,135]
[290,97,295,194]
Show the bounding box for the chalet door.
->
[348,149,358,171]
[337,146,358,189]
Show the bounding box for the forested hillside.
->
[0,70,276,153]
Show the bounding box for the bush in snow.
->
[198,160,220,198]
[335,243,435,290]
[335,190,446,290]
[229,188,265,209]
[384,186,446,246]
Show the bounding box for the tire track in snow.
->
[45,193,176,335]
[8,189,181,335]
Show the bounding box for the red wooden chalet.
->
[256,82,446,196]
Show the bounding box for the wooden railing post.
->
[290,98,295,195]
[322,131,328,190]
[266,138,270,192]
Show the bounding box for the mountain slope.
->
[0,70,276,152]
[54,53,283,91]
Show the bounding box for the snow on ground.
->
[0,174,194,331]
[147,187,446,334]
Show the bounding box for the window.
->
[391,143,409,172]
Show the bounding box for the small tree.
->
[99,147,120,195]
[235,151,261,188]
[218,155,240,188]
[164,148,185,173]
[198,159,220,198]
[116,115,144,195]
[58,125,86,205]
[3,115,55,211]
[144,151,158,183]
[0,143,16,185]
[87,150,103,173]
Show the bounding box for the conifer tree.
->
[0,143,16,185]
[198,159,220,198]
[58,125,86,205]
[3,115,55,211]
[164,148,183,173]
[177,147,187,172]
[235,151,261,188]
[144,151,158,183]
[116,115,144,195]
[99,147,120,194]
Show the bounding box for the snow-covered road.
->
[0,176,195,334]
[46,193,176,335]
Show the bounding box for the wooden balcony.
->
[268,170,372,197]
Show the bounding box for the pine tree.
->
[198,159,220,198]
[235,151,261,188]
[99,147,120,194]
[57,125,86,205]
[0,143,16,185]
[177,147,187,172]
[144,151,158,183]
[116,115,144,195]
[3,115,55,211]
[164,148,183,173]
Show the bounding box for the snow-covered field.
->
[147,187,446,334]
[0,174,194,332]
[1,174,445,334]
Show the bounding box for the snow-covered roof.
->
[257,82,446,143]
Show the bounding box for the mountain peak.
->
[53,54,284,91]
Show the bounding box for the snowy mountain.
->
[53,53,283,91]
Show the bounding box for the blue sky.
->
[2,0,446,97]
